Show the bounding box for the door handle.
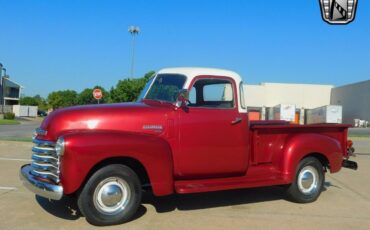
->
[231,117,242,125]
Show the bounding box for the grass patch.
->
[0,119,20,125]
[348,133,370,137]
[0,137,33,142]
[348,133,370,141]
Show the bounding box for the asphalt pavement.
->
[0,118,41,139]
[349,127,370,136]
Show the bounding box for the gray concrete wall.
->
[331,80,370,124]
[0,105,13,114]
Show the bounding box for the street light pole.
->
[0,63,4,114]
[128,26,140,78]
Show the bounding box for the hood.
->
[38,101,175,141]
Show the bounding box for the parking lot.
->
[0,139,368,229]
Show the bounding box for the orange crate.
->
[249,111,260,121]
[292,112,300,124]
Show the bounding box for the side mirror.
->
[174,89,189,108]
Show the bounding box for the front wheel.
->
[77,164,142,226]
[286,157,325,203]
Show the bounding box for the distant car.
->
[37,110,47,117]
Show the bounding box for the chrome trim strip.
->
[32,154,59,163]
[20,164,63,200]
[32,137,55,147]
[32,146,56,155]
[35,128,48,136]
[31,162,59,172]
[30,169,60,183]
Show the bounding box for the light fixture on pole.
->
[128,26,140,78]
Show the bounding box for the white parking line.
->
[0,186,17,190]
[0,157,31,162]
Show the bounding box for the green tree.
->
[20,95,48,110]
[34,94,48,110]
[45,70,155,108]
[77,86,110,105]
[143,71,155,81]
[47,90,78,109]
[110,71,155,103]
[20,96,38,106]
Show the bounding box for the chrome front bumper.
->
[20,164,63,200]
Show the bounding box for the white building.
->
[241,80,370,125]
[331,80,370,124]
[244,82,333,109]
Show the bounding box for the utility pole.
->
[128,26,140,78]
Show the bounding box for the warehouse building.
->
[244,82,333,109]
[242,80,370,125]
[331,80,370,124]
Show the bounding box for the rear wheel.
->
[286,157,324,203]
[77,164,142,226]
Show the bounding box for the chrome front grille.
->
[30,138,60,184]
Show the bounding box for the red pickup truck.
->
[20,67,357,226]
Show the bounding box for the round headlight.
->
[55,137,65,156]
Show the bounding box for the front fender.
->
[280,133,344,182]
[60,131,174,196]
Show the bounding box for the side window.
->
[203,84,232,101]
[188,78,234,109]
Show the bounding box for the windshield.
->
[137,77,155,101]
[144,74,187,102]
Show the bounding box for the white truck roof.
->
[157,67,246,113]
[158,67,243,84]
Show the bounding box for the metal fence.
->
[0,105,13,114]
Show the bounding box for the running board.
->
[175,165,288,194]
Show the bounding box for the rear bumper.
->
[342,159,358,170]
[19,164,63,200]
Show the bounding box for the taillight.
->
[347,140,355,157]
[347,140,353,149]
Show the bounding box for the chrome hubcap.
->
[298,166,319,195]
[101,183,123,207]
[93,177,131,215]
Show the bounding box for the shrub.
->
[4,112,15,120]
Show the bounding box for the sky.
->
[0,0,369,97]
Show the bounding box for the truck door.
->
[176,76,249,179]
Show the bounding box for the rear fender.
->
[60,131,174,196]
[281,134,343,182]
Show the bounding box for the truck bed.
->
[249,120,350,165]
